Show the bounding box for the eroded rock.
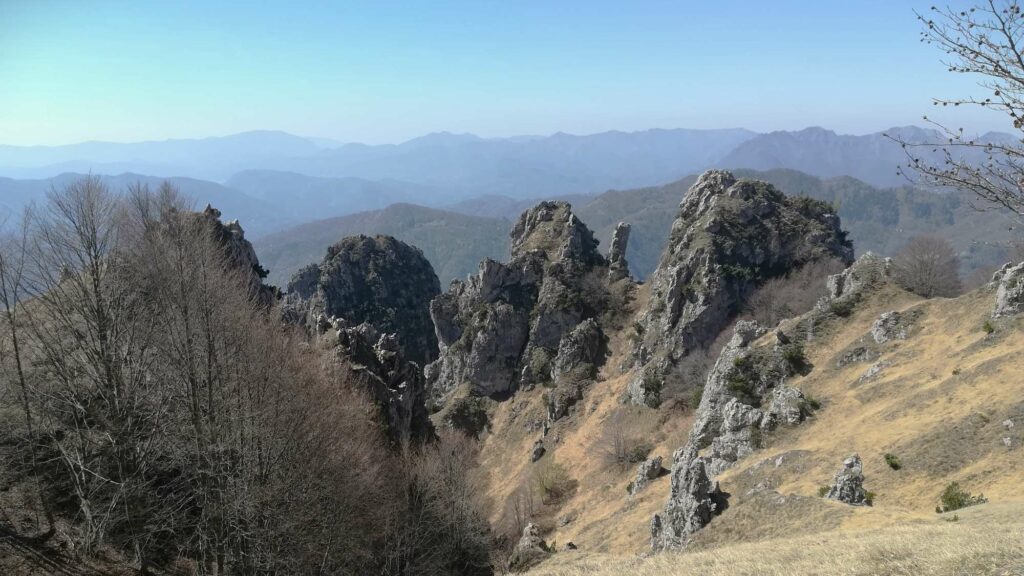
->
[283,235,441,365]
[628,170,853,406]
[426,202,614,406]
[629,456,664,496]
[992,261,1024,317]
[508,523,550,572]
[608,222,632,281]
[825,454,870,506]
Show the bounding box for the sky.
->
[0,0,1008,146]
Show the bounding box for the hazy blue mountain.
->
[444,193,595,220]
[271,128,757,198]
[254,203,509,287]
[0,129,757,198]
[719,126,1015,188]
[0,131,323,181]
[226,170,447,223]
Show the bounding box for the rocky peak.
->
[198,204,276,304]
[510,201,603,266]
[426,202,614,406]
[628,170,853,407]
[283,234,441,365]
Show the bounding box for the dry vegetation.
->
[0,177,492,575]
[529,502,1024,576]
[469,264,1023,574]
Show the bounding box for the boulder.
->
[531,439,546,462]
[825,454,870,506]
[629,456,664,495]
[628,171,854,406]
[871,311,907,344]
[992,261,1024,317]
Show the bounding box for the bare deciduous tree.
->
[892,1,1024,219]
[893,235,963,298]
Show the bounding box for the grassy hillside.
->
[254,203,509,287]
[460,273,1022,574]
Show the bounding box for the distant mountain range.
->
[256,168,1021,289]
[5,125,992,194]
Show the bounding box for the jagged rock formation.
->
[425,201,612,405]
[283,234,441,365]
[650,445,728,551]
[628,456,663,496]
[651,253,897,551]
[825,454,870,506]
[628,170,853,407]
[992,261,1024,317]
[330,321,435,443]
[200,205,277,304]
[608,222,632,281]
[508,523,550,572]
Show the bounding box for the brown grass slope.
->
[467,276,1023,574]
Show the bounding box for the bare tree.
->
[893,235,963,297]
[892,2,1024,218]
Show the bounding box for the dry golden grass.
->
[530,502,1024,576]
[472,275,1024,571]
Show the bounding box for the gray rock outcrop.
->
[825,454,870,506]
[629,456,664,496]
[650,446,727,551]
[608,222,632,281]
[628,170,854,407]
[330,321,435,443]
[992,261,1024,317]
[425,202,612,405]
[283,235,441,365]
[507,523,550,572]
[651,318,818,550]
[871,311,907,343]
[200,205,277,305]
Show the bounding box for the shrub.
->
[780,342,810,374]
[884,453,902,471]
[865,491,876,506]
[817,485,830,498]
[829,298,855,317]
[534,461,577,505]
[982,320,995,334]
[802,394,822,411]
[626,443,653,464]
[726,356,761,406]
[936,481,987,513]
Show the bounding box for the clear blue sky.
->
[0,0,1004,145]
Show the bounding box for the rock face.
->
[825,454,870,506]
[628,170,853,407]
[608,222,632,281]
[331,322,435,443]
[992,261,1024,317]
[507,523,550,572]
[283,235,441,365]
[425,202,611,405]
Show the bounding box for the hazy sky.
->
[0,0,1007,145]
